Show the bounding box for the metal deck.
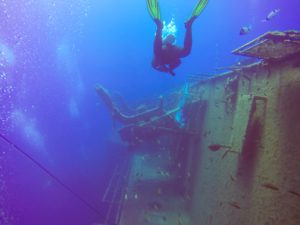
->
[232,30,300,60]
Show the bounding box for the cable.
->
[0,133,103,218]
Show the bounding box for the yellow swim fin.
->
[191,0,209,18]
[146,0,161,20]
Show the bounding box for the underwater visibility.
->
[0,0,300,224]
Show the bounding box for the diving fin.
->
[190,0,209,18]
[146,0,161,20]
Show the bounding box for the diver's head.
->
[163,34,176,46]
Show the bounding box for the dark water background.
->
[0,0,299,224]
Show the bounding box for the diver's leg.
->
[153,19,163,56]
[168,59,181,76]
[152,59,169,73]
[180,16,197,58]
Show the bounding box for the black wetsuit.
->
[152,19,194,76]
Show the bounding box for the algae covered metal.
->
[232,30,300,60]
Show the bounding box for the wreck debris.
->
[222,149,240,159]
[95,85,164,125]
[216,57,262,73]
[96,84,200,145]
[187,73,215,82]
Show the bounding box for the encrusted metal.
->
[232,30,300,60]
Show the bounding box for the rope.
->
[0,133,103,217]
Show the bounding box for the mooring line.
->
[0,133,103,217]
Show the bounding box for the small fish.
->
[262,9,280,22]
[240,26,251,35]
[228,201,241,209]
[288,190,300,198]
[208,144,231,151]
[261,183,279,191]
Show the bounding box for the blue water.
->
[0,0,299,224]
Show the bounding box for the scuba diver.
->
[147,0,209,76]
